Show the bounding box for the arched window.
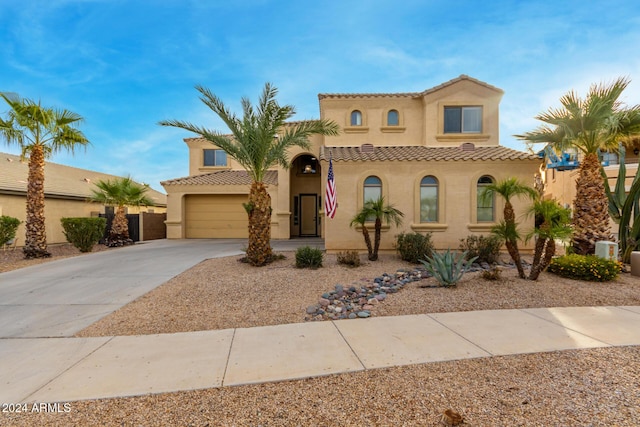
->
[420,176,438,222]
[363,176,382,204]
[387,109,399,126]
[477,175,494,222]
[350,110,362,126]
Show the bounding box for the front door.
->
[300,194,318,236]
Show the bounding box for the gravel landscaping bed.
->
[3,249,640,425]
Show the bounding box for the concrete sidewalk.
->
[3,306,640,404]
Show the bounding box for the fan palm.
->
[517,77,640,254]
[526,199,572,280]
[160,83,339,266]
[0,93,90,258]
[480,177,538,278]
[89,177,154,246]
[350,196,404,261]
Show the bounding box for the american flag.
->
[325,155,337,219]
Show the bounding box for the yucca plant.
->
[419,249,477,287]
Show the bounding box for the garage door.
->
[185,194,249,238]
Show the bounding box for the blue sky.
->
[2,0,640,192]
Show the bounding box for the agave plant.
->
[420,249,478,287]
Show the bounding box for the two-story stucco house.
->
[161,75,540,253]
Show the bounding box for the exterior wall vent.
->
[459,142,475,151]
[359,143,375,154]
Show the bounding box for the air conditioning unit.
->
[595,241,618,261]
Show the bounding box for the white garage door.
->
[185,194,249,238]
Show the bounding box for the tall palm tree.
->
[0,93,90,258]
[350,196,404,261]
[517,77,640,254]
[160,83,339,266]
[89,177,154,246]
[481,178,538,278]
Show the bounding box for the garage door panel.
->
[185,194,249,238]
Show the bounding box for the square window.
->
[444,106,482,133]
[204,149,227,167]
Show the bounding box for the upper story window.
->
[387,109,399,126]
[350,110,363,126]
[363,175,382,204]
[420,176,438,222]
[444,106,482,133]
[203,149,227,167]
[477,175,494,222]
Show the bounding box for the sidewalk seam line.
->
[20,336,116,403]
[426,314,495,357]
[220,328,237,387]
[330,321,367,371]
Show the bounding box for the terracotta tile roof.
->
[161,170,278,186]
[0,152,167,206]
[318,75,503,100]
[319,145,538,162]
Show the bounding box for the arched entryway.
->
[289,154,322,237]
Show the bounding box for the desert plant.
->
[459,234,502,264]
[396,232,434,264]
[602,144,640,263]
[336,250,361,267]
[350,196,404,261]
[517,77,640,255]
[60,217,107,252]
[295,246,323,269]
[0,93,90,258]
[481,177,538,278]
[481,267,502,281]
[419,249,477,287]
[0,215,21,246]
[548,254,621,282]
[160,83,339,266]
[526,199,573,280]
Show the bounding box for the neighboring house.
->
[162,75,540,252]
[542,142,640,235]
[0,152,167,245]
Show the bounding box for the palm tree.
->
[159,83,339,266]
[0,93,89,258]
[481,178,538,278]
[89,177,154,246]
[350,196,404,261]
[517,77,640,255]
[526,199,572,280]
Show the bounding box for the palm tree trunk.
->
[529,238,556,281]
[110,206,130,241]
[505,240,526,279]
[531,235,546,269]
[371,218,382,261]
[23,145,50,259]
[360,226,373,260]
[246,181,273,266]
[573,153,611,255]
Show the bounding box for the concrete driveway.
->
[0,238,323,338]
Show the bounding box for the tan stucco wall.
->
[322,158,539,253]
[0,194,103,245]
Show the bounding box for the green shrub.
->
[396,232,434,264]
[548,254,621,282]
[419,249,477,287]
[337,250,361,267]
[459,234,502,264]
[61,217,107,253]
[0,215,21,246]
[295,246,324,269]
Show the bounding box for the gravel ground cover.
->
[2,247,640,426]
